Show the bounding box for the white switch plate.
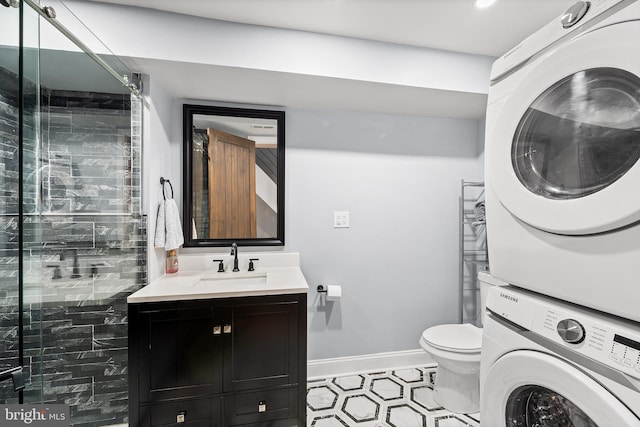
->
[334,211,350,228]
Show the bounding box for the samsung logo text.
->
[499,293,518,303]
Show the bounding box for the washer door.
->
[482,351,640,426]
[488,21,640,235]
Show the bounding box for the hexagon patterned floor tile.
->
[333,375,366,392]
[342,395,380,423]
[431,412,480,427]
[392,368,424,384]
[308,385,339,411]
[370,378,404,401]
[307,366,480,427]
[311,414,351,427]
[411,385,443,412]
[386,404,426,427]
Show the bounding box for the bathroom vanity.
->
[128,253,308,427]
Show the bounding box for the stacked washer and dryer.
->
[482,0,640,425]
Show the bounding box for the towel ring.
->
[160,177,174,200]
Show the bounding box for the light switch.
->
[334,211,350,228]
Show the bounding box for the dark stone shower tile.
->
[0,87,143,425]
[93,337,128,350]
[94,377,127,395]
[44,338,93,353]
[42,372,74,384]
[69,362,111,379]
[94,323,127,339]
[68,311,112,326]
[61,389,94,406]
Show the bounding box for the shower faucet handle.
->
[46,264,62,280]
[90,263,105,278]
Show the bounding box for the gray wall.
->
[55,0,489,361]
[285,109,483,360]
[144,77,182,280]
[145,96,484,361]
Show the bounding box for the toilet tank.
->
[478,271,508,325]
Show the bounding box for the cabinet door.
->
[138,302,224,401]
[223,298,299,392]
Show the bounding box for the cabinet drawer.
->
[225,388,298,426]
[140,398,220,427]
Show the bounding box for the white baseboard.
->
[308,349,435,380]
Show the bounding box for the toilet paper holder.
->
[316,284,341,301]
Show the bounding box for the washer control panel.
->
[487,286,640,379]
[610,334,640,372]
[557,318,586,344]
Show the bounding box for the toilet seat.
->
[420,323,482,413]
[416,273,504,414]
[421,324,482,353]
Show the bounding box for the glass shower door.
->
[0,0,43,403]
[1,2,144,425]
[23,2,144,424]
[0,0,22,402]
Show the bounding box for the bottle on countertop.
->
[166,249,179,274]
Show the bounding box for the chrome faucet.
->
[230,243,240,272]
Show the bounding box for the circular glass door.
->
[486,20,640,234]
[505,385,597,426]
[481,351,640,426]
[512,68,640,200]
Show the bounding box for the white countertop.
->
[128,252,309,303]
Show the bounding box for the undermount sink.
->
[196,272,268,287]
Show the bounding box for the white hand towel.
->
[154,200,166,248]
[164,199,184,251]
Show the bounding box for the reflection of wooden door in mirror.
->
[207,129,256,238]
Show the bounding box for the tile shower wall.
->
[0,67,21,403]
[0,68,146,427]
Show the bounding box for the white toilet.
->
[419,271,504,413]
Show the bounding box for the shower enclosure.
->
[0,1,145,425]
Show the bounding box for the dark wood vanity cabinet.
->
[129,293,307,427]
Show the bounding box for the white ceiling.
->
[80,0,578,118]
[87,0,577,57]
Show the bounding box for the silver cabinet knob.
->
[223,324,232,334]
[557,319,585,344]
[213,325,222,335]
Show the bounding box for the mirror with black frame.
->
[183,104,285,247]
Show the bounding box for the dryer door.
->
[487,21,640,235]
[482,350,640,426]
